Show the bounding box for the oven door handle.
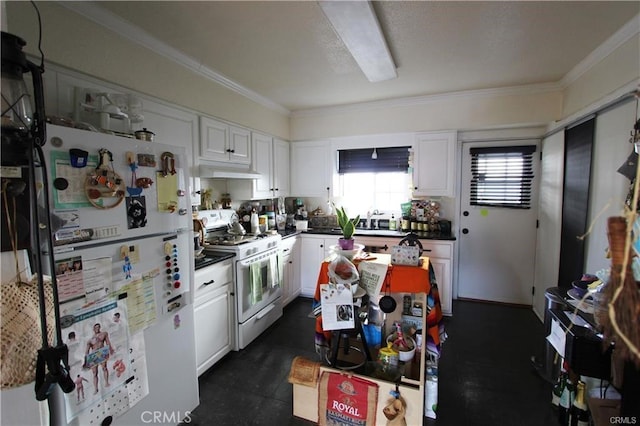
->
[255,303,276,320]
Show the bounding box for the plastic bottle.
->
[250,211,260,234]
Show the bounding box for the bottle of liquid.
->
[569,381,590,426]
[389,214,397,230]
[558,375,574,426]
[401,216,410,232]
[551,372,565,410]
[250,211,260,234]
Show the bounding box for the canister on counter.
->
[401,216,410,232]
[402,295,412,315]
[411,302,423,317]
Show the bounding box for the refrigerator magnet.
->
[69,149,89,168]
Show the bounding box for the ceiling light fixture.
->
[318,0,397,83]
[372,148,378,159]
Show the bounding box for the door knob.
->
[462,228,469,234]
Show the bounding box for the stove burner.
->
[208,234,257,245]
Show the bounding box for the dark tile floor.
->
[184,297,554,426]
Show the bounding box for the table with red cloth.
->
[313,255,444,358]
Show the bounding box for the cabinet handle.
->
[365,244,388,252]
[423,249,432,252]
[414,186,418,190]
[226,149,231,153]
[203,279,215,286]
[230,149,235,153]
[275,188,279,191]
[320,244,324,248]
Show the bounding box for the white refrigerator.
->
[6,124,199,425]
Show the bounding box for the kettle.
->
[228,218,246,236]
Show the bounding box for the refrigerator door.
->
[39,125,198,424]
[55,233,198,425]
[43,125,191,248]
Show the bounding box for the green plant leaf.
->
[343,221,355,239]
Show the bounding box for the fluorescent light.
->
[318,1,397,82]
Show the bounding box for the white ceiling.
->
[73,1,638,114]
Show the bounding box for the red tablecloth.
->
[313,256,443,350]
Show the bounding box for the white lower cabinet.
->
[419,239,454,316]
[281,236,301,306]
[194,259,234,376]
[300,235,334,297]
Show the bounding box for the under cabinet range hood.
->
[199,164,261,179]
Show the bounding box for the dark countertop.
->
[278,229,302,239]
[298,228,456,241]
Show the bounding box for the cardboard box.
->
[587,397,620,426]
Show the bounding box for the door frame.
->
[454,130,543,306]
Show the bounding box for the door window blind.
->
[469,145,536,209]
[338,147,410,173]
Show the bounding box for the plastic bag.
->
[327,254,359,284]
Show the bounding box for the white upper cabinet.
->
[228,133,290,200]
[252,132,276,199]
[413,131,457,197]
[200,116,251,165]
[290,140,331,197]
[273,138,290,197]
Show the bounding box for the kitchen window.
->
[337,147,411,215]
[469,145,536,209]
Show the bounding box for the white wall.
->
[562,34,639,119]
[290,89,563,141]
[584,101,638,274]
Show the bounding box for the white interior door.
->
[458,140,540,305]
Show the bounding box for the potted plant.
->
[335,205,360,250]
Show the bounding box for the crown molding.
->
[560,13,640,88]
[58,1,290,116]
[290,82,563,117]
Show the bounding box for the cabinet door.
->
[300,236,328,297]
[252,132,274,199]
[273,138,290,197]
[413,132,456,197]
[200,116,230,161]
[194,284,233,376]
[429,257,452,315]
[229,125,251,165]
[291,141,331,197]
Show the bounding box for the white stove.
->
[196,210,283,350]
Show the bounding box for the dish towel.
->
[270,253,280,288]
[250,262,263,305]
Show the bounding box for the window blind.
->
[469,145,536,209]
[338,146,410,173]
